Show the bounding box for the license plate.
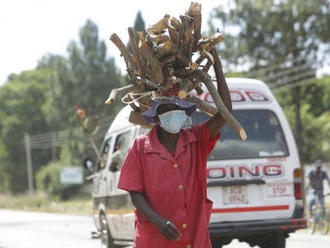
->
[267,182,292,198]
[223,186,248,205]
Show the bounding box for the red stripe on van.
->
[212,205,289,213]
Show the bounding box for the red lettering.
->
[238,165,260,177]
[230,167,235,178]
[207,168,226,178]
[263,164,282,176]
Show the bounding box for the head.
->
[142,96,196,134]
[315,159,323,172]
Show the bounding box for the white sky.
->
[0,0,224,85]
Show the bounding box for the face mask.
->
[158,110,187,134]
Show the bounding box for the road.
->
[0,209,329,248]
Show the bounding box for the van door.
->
[105,129,136,240]
[191,110,295,222]
[93,136,113,198]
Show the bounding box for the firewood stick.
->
[196,70,247,141]
[180,15,194,54]
[195,85,204,95]
[195,55,206,65]
[138,32,165,83]
[110,33,136,78]
[128,27,145,80]
[187,94,217,116]
[105,84,138,105]
[129,111,154,128]
[160,55,176,66]
[150,34,171,44]
[168,25,178,45]
[137,77,164,91]
[178,79,193,99]
[130,103,140,112]
[187,37,194,60]
[155,41,176,57]
[202,59,213,73]
[147,14,170,35]
[186,2,202,52]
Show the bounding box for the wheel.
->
[99,214,118,248]
[259,232,286,248]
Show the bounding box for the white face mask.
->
[158,110,187,134]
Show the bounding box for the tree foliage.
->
[0,19,124,193]
[210,0,330,67]
[276,76,330,163]
[210,0,330,163]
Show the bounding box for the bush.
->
[36,160,82,200]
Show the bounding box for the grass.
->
[0,192,92,215]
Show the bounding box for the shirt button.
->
[183,223,187,228]
[173,163,178,168]
[178,184,184,190]
[186,245,192,248]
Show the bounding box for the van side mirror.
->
[83,157,94,172]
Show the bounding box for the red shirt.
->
[118,122,220,248]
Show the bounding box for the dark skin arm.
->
[207,49,232,139]
[130,191,181,241]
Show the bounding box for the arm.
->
[130,191,181,240]
[207,49,232,139]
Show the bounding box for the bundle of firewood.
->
[105,2,246,140]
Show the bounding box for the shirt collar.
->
[144,126,197,159]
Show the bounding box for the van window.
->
[191,110,289,160]
[109,131,132,171]
[113,131,131,154]
[98,137,112,171]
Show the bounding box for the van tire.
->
[100,213,119,248]
[259,232,286,248]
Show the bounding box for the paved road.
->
[0,209,329,248]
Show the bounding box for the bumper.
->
[209,218,307,238]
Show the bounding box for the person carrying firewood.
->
[117,70,232,247]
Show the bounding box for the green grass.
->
[0,192,92,215]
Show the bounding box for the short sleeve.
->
[117,138,145,193]
[192,121,220,156]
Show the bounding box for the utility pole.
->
[24,133,34,193]
[51,132,57,161]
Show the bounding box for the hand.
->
[155,219,182,241]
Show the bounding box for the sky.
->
[0,0,224,86]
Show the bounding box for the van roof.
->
[216,77,269,90]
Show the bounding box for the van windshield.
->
[191,110,289,160]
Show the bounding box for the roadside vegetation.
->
[0,192,92,215]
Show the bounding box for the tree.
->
[0,19,125,193]
[210,0,330,160]
[0,69,52,192]
[38,20,125,163]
